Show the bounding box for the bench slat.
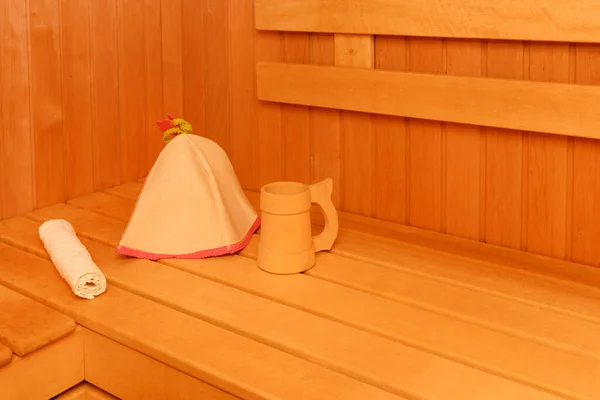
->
[87,185,600,343]
[0,284,76,356]
[17,203,600,398]
[0,242,396,400]
[4,214,560,400]
[113,181,600,290]
[0,327,84,400]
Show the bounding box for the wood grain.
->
[61,0,94,199]
[117,0,146,182]
[2,1,600,268]
[11,204,580,400]
[204,0,231,152]
[161,0,183,116]
[0,285,75,356]
[281,33,311,183]
[256,30,283,187]
[17,189,600,399]
[257,61,600,140]
[83,329,234,399]
[144,0,164,170]
[0,239,397,400]
[90,0,121,190]
[572,44,600,266]
[444,39,483,240]
[407,38,443,231]
[30,0,66,209]
[372,36,407,224]
[526,43,570,259]
[483,41,524,250]
[229,0,259,190]
[255,0,600,42]
[0,328,84,400]
[310,34,341,206]
[0,0,34,219]
[182,0,206,138]
[335,35,374,216]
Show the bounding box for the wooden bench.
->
[0,179,599,399]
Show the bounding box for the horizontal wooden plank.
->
[256,62,600,140]
[0,241,396,400]
[5,214,561,400]
[0,327,84,400]
[0,284,76,356]
[27,197,600,398]
[255,0,600,43]
[123,181,600,291]
[83,329,234,400]
[92,183,600,315]
[75,184,600,339]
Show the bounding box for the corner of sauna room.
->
[2,1,600,399]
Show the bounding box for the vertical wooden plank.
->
[118,0,146,181]
[310,34,341,206]
[407,38,443,231]
[61,0,94,199]
[444,39,482,240]
[335,35,374,216]
[572,44,600,266]
[144,0,164,170]
[30,0,65,208]
[90,0,121,190]
[229,0,258,190]
[256,31,283,187]
[484,40,524,249]
[0,0,34,218]
[0,1,4,218]
[204,0,230,153]
[161,0,183,116]
[526,43,569,259]
[281,33,311,183]
[373,36,407,224]
[182,0,205,137]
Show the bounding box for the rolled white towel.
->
[39,219,107,300]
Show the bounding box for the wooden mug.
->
[257,178,339,274]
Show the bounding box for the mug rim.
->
[262,181,309,197]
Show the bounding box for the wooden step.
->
[9,202,596,397]
[0,343,11,368]
[0,239,398,400]
[0,284,76,356]
[0,327,84,400]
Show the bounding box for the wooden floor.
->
[1,179,600,399]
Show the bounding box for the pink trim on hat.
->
[116,217,261,261]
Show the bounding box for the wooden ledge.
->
[0,343,11,368]
[0,327,84,400]
[1,180,600,399]
[0,284,76,357]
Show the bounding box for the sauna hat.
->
[116,114,261,260]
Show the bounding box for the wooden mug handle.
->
[309,178,339,252]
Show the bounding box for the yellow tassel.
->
[162,118,193,144]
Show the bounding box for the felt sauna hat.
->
[116,114,261,260]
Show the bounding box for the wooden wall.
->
[2,0,600,267]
